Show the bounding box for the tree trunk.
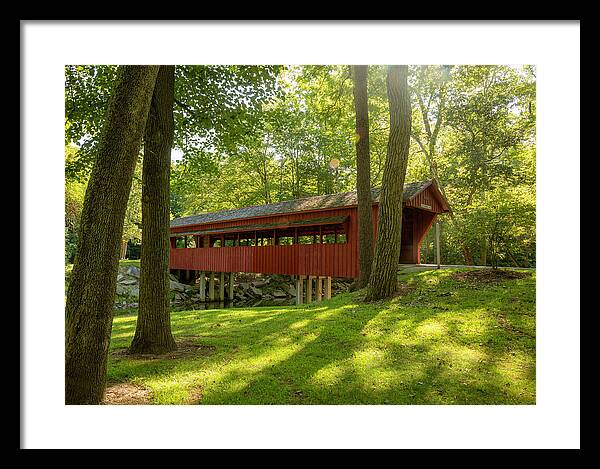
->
[129,66,177,355]
[462,244,475,265]
[65,65,159,404]
[365,66,412,301]
[480,238,488,266]
[352,65,373,290]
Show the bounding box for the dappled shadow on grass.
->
[107,269,535,405]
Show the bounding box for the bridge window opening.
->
[183,223,348,249]
[223,233,237,247]
[257,231,274,246]
[278,236,294,245]
[238,234,256,246]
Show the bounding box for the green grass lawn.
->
[107,268,535,405]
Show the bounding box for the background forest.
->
[65,64,536,268]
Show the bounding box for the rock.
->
[252,280,269,288]
[249,286,262,296]
[117,273,125,282]
[116,284,139,298]
[286,285,297,296]
[272,289,287,298]
[169,273,179,282]
[120,278,138,285]
[169,280,187,292]
[127,266,141,277]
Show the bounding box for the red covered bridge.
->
[169,180,449,302]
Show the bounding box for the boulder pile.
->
[115,265,352,310]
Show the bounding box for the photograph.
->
[64,63,536,405]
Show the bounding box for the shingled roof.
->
[170,181,433,228]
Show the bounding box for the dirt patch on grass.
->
[451,269,531,284]
[111,337,216,360]
[496,313,536,339]
[394,282,417,297]
[103,382,151,405]
[186,385,204,404]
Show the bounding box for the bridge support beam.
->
[306,276,314,303]
[208,272,215,301]
[316,277,323,302]
[325,276,332,300]
[228,272,235,301]
[296,275,305,305]
[199,271,206,302]
[219,272,225,302]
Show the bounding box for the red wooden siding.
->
[404,184,447,213]
[170,243,357,278]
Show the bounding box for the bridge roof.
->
[170,180,441,229]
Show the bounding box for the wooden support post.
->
[208,272,215,301]
[228,272,235,301]
[219,272,225,301]
[435,221,441,270]
[296,275,305,305]
[325,276,332,300]
[316,277,323,302]
[306,276,314,303]
[199,271,206,302]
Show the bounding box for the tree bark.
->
[352,65,373,289]
[65,65,159,404]
[129,66,177,355]
[365,66,412,301]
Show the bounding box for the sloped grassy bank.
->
[105,268,535,404]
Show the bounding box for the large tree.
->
[365,65,412,301]
[129,66,177,355]
[65,65,159,404]
[351,65,373,289]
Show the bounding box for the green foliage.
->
[64,146,87,263]
[65,64,537,267]
[65,65,119,179]
[122,160,143,244]
[107,268,536,404]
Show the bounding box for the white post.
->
[435,221,441,270]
